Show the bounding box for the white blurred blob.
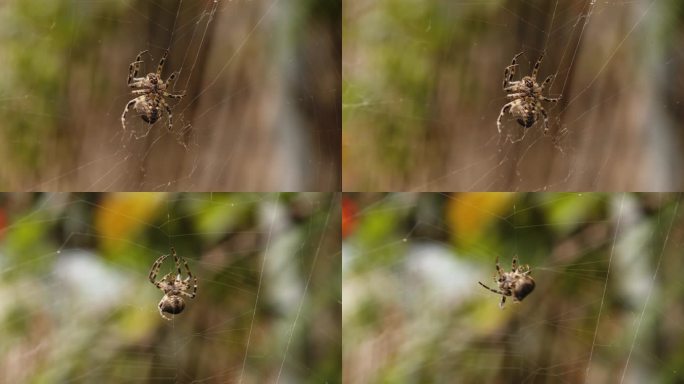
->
[53,249,128,313]
[404,242,478,307]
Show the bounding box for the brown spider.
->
[148,247,197,320]
[121,50,186,131]
[497,52,561,134]
[478,256,535,309]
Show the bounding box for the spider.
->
[478,256,535,309]
[121,49,186,131]
[148,247,197,320]
[497,52,561,135]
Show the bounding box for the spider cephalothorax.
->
[121,50,186,131]
[148,247,198,320]
[478,256,535,309]
[497,52,561,134]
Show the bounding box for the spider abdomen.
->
[142,109,159,124]
[513,277,535,301]
[517,115,535,128]
[159,296,185,315]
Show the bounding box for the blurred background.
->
[343,0,684,191]
[0,193,340,383]
[0,0,340,191]
[343,193,684,383]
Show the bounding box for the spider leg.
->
[127,63,144,87]
[163,71,186,98]
[159,272,174,286]
[180,257,198,299]
[478,281,505,296]
[503,52,524,89]
[512,256,518,272]
[161,99,173,131]
[166,71,180,86]
[503,65,517,89]
[499,295,506,309]
[128,50,149,86]
[157,49,169,76]
[506,93,527,99]
[504,81,522,92]
[539,104,550,134]
[170,247,182,277]
[540,74,554,91]
[532,51,545,79]
[121,97,142,130]
[163,91,186,99]
[541,96,561,103]
[510,52,524,67]
[495,256,504,279]
[497,102,514,133]
[149,254,169,284]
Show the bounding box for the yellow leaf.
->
[95,193,166,252]
[447,193,516,246]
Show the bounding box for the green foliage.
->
[0,0,123,173]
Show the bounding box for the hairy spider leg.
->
[157,50,169,76]
[540,74,554,91]
[532,52,544,79]
[121,96,143,130]
[160,272,175,286]
[160,98,174,131]
[180,266,197,299]
[511,52,524,66]
[163,71,186,100]
[541,96,561,103]
[165,71,179,86]
[181,257,198,299]
[170,247,182,276]
[497,102,514,133]
[478,281,505,296]
[506,93,527,99]
[503,52,524,89]
[520,264,532,275]
[478,282,508,309]
[127,62,144,87]
[170,248,198,299]
[539,104,550,134]
[163,91,186,99]
[128,50,149,86]
[148,253,169,284]
[503,64,517,89]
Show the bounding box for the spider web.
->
[342,0,681,191]
[342,192,684,383]
[0,0,340,191]
[0,192,341,382]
